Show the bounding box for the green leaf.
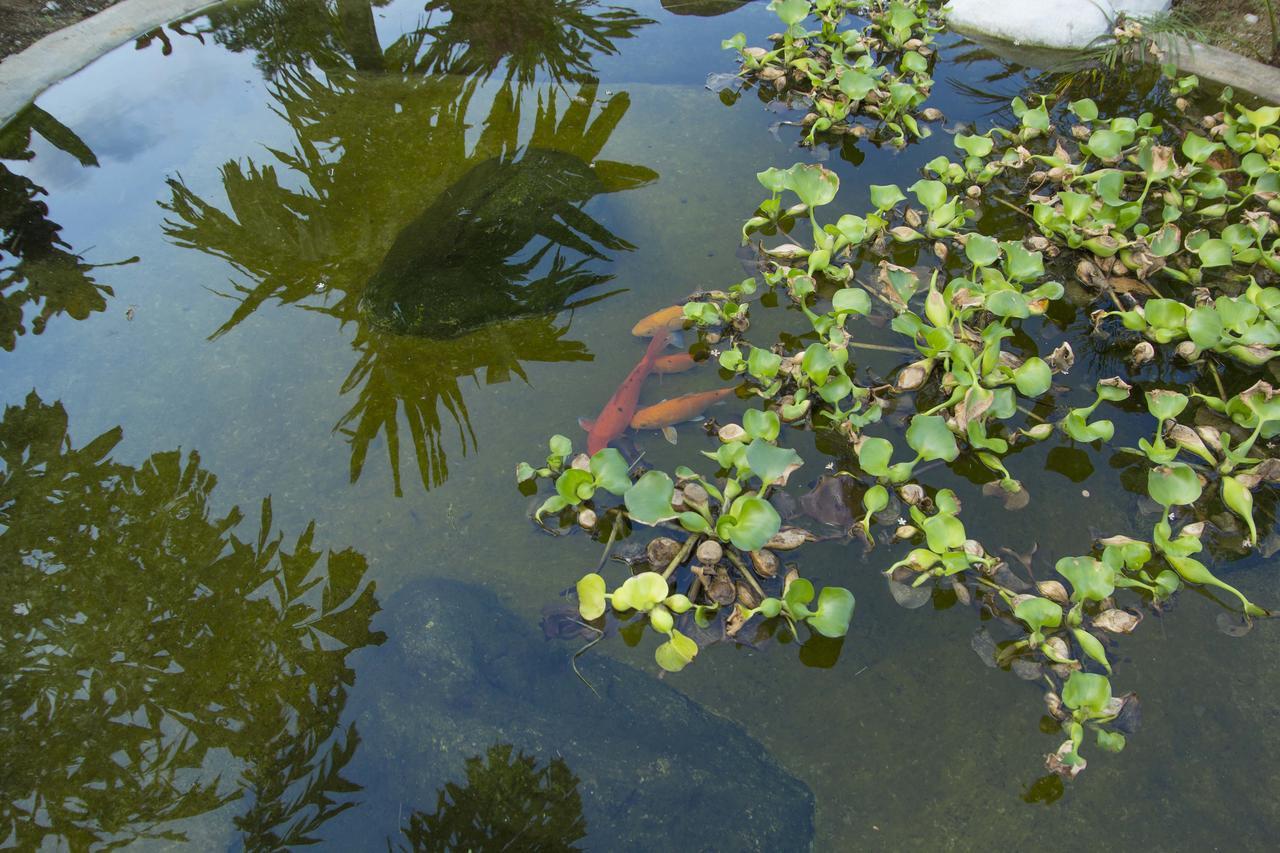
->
[908,179,948,212]
[1002,242,1045,282]
[1222,475,1257,543]
[965,234,1000,267]
[549,434,573,458]
[1086,129,1125,161]
[922,512,965,553]
[870,183,906,210]
[1181,132,1223,164]
[1062,671,1112,715]
[802,343,838,385]
[831,288,872,317]
[1144,390,1188,422]
[1056,556,1115,602]
[747,346,783,380]
[614,572,669,612]
[1014,596,1063,634]
[807,586,856,637]
[787,163,839,208]
[863,484,889,513]
[1069,98,1099,121]
[858,436,894,477]
[655,629,699,672]
[624,471,678,524]
[745,439,802,485]
[1014,357,1052,397]
[954,133,994,157]
[906,414,959,462]
[783,577,816,614]
[516,462,536,483]
[1073,628,1111,673]
[590,448,632,496]
[839,71,877,100]
[723,495,782,551]
[1096,730,1127,753]
[771,0,811,24]
[556,468,596,504]
[757,166,789,193]
[535,495,570,519]
[1195,238,1233,268]
[577,573,607,620]
[1147,463,1202,507]
[743,409,781,441]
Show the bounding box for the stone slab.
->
[0,0,222,126]
[948,0,1170,50]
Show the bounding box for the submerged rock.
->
[345,578,815,850]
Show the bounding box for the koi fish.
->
[653,352,697,374]
[585,331,669,455]
[631,304,687,337]
[630,387,736,430]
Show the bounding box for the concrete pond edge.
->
[952,22,1280,107]
[3,0,1280,128]
[0,0,225,127]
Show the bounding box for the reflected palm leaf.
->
[0,392,384,849]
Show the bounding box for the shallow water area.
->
[2,0,1279,849]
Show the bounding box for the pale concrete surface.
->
[0,0,222,126]
[948,0,1170,50]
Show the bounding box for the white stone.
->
[947,0,1172,50]
[1246,13,1260,24]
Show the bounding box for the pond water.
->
[2,0,1279,849]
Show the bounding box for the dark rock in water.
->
[344,578,814,851]
[361,148,655,339]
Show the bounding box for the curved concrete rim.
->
[0,0,226,127]
[952,22,1280,105]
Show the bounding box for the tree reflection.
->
[395,744,587,852]
[0,390,384,849]
[0,105,136,351]
[160,0,656,495]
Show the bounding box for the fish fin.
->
[578,417,596,431]
[667,329,686,349]
[661,425,679,445]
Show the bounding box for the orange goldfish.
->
[630,387,736,430]
[631,304,687,337]
[653,352,697,374]
[586,331,669,454]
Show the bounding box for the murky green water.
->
[3,0,1279,849]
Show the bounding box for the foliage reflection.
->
[161,0,656,496]
[0,391,384,849]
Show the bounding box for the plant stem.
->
[595,516,620,572]
[662,536,698,580]
[725,548,768,600]
[848,340,916,354]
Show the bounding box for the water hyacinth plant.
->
[519,25,1280,784]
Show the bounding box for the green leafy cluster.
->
[723,0,946,147]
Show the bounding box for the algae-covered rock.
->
[346,578,815,850]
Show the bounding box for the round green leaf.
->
[1055,556,1115,602]
[655,629,699,672]
[590,448,632,496]
[576,573,607,620]
[743,408,781,441]
[858,436,894,477]
[744,439,802,486]
[624,470,678,524]
[1013,357,1052,397]
[1014,596,1063,634]
[1147,462,1202,507]
[1062,671,1112,715]
[906,414,959,462]
[724,495,782,552]
[807,586,856,638]
[832,287,872,316]
[965,234,1000,267]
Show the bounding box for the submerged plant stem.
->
[662,536,698,580]
[725,548,767,600]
